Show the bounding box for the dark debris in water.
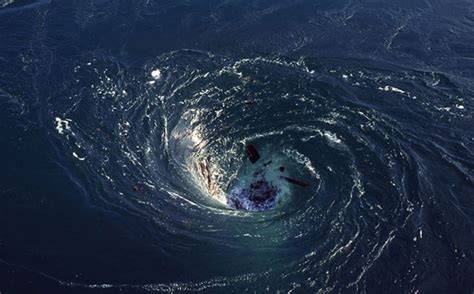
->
[227,179,281,212]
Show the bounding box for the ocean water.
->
[0,0,473,293]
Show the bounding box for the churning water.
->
[0,0,473,293]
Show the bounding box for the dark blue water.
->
[0,0,473,293]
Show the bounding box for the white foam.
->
[54,117,71,134]
[378,85,406,94]
[72,152,86,161]
[151,69,162,80]
[323,131,342,145]
[1,0,15,8]
[284,148,318,178]
[435,106,451,112]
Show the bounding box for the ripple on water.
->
[47,50,473,291]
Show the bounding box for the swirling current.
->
[0,0,473,293]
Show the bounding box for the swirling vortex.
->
[50,50,473,292]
